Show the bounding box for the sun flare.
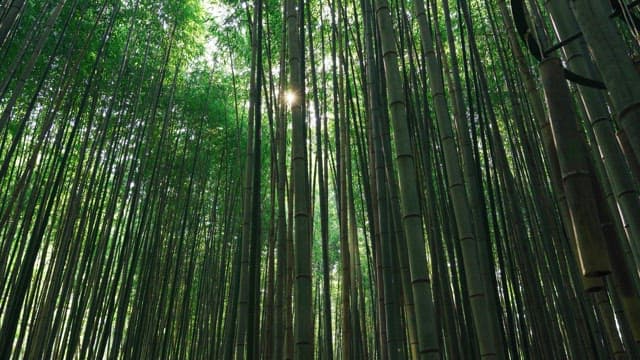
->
[284,90,296,107]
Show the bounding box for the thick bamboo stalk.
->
[373,0,440,356]
[539,57,610,277]
[570,0,640,163]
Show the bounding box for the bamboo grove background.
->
[1,0,640,358]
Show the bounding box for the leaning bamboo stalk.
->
[539,57,610,277]
[373,0,440,356]
[570,0,640,163]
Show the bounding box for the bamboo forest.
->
[3,0,640,359]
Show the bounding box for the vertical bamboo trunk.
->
[273,2,289,356]
[411,0,503,356]
[285,0,313,357]
[544,0,640,269]
[307,4,333,358]
[570,0,640,162]
[373,0,440,356]
[539,57,610,277]
[234,1,264,351]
